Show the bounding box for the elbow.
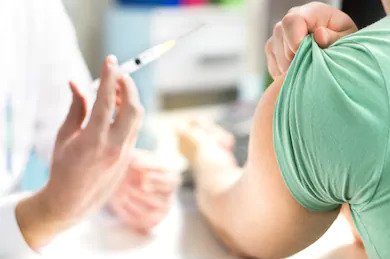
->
[197,201,277,258]
[207,221,255,258]
[205,220,260,259]
[209,221,289,259]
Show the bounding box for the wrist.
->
[15,189,72,250]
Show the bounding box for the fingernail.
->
[107,55,118,66]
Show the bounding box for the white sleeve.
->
[33,0,94,163]
[0,194,39,258]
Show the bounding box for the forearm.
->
[195,164,242,230]
[15,189,73,251]
[196,171,248,256]
[193,146,249,255]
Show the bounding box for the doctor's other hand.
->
[16,55,144,250]
[108,150,180,234]
[266,2,357,79]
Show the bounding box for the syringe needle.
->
[176,24,206,41]
[91,24,205,91]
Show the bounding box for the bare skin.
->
[383,0,390,13]
[108,150,180,234]
[16,55,144,250]
[265,2,358,79]
[178,2,390,257]
[179,77,339,258]
[264,1,390,250]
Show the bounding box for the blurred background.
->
[60,0,384,112]
[21,0,386,190]
[15,1,386,258]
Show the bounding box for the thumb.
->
[314,26,356,49]
[57,81,88,143]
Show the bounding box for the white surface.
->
[38,189,367,259]
[41,190,237,259]
[0,0,92,195]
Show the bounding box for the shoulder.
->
[332,17,390,80]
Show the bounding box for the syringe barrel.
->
[119,59,139,74]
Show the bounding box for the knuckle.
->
[282,13,299,28]
[273,22,283,35]
[104,145,123,160]
[91,112,106,125]
[80,132,109,154]
[287,6,298,14]
[308,1,326,8]
[128,102,138,114]
[97,95,112,111]
[93,131,107,145]
[265,39,273,53]
[82,135,104,152]
[129,103,145,119]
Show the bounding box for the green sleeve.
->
[273,35,390,211]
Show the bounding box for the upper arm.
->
[226,31,390,257]
[219,77,339,258]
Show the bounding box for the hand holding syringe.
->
[92,24,205,90]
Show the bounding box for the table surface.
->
[37,105,367,259]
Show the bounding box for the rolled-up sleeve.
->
[0,194,38,258]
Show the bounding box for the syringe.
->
[92,24,205,90]
[91,40,176,90]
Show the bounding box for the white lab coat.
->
[0,0,92,256]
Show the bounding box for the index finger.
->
[109,74,144,146]
[281,12,308,53]
[86,55,118,135]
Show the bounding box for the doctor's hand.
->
[16,55,144,250]
[266,2,358,79]
[108,150,180,234]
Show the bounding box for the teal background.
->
[20,151,49,192]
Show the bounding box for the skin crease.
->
[179,1,390,257]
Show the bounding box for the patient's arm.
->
[179,77,339,258]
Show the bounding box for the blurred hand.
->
[266,2,358,79]
[178,120,237,172]
[108,150,180,234]
[16,55,144,249]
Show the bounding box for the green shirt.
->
[274,16,390,258]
